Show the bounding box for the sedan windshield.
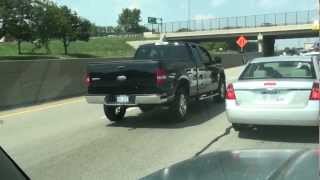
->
[240,61,316,80]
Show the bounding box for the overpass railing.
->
[145,10,317,33]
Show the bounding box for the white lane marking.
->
[0,99,84,119]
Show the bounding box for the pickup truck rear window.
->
[240,61,316,80]
[134,45,191,61]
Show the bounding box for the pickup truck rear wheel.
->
[171,88,189,122]
[104,105,126,122]
[214,79,226,103]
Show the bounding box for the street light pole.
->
[188,0,191,31]
[318,0,320,38]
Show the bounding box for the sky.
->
[52,0,319,49]
[53,0,318,26]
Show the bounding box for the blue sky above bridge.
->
[53,0,317,26]
[53,0,319,49]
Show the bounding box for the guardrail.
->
[145,10,317,33]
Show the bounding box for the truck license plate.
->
[116,95,129,103]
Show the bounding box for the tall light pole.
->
[318,0,320,38]
[188,0,191,31]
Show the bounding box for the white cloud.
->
[179,2,187,10]
[211,0,227,8]
[256,0,289,9]
[193,14,215,20]
[73,8,80,14]
[129,0,140,9]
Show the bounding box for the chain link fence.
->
[144,10,317,33]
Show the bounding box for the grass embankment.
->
[0,37,140,60]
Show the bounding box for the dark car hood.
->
[141,149,319,180]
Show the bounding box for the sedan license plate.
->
[116,95,129,104]
[262,94,286,104]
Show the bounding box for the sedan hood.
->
[141,149,319,180]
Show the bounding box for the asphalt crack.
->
[194,126,233,157]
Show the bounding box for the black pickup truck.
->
[85,42,226,122]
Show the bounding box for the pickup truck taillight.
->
[155,68,168,86]
[226,84,236,100]
[84,73,91,87]
[309,82,320,100]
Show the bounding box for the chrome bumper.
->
[85,94,170,106]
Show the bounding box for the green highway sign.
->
[148,17,157,24]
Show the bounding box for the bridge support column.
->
[257,33,275,57]
[263,38,275,57]
[258,41,263,53]
[257,33,264,53]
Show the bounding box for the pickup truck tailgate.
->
[87,60,161,95]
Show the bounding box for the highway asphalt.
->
[0,66,318,180]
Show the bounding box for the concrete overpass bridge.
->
[146,10,319,56]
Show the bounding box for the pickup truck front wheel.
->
[171,88,189,122]
[104,105,126,122]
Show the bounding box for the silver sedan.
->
[226,56,320,131]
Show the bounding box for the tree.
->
[1,0,92,55]
[213,42,228,51]
[200,42,215,51]
[77,19,91,41]
[200,42,229,52]
[1,0,34,54]
[90,24,98,36]
[55,5,91,55]
[56,5,79,55]
[106,26,114,33]
[283,47,298,55]
[113,26,123,34]
[176,28,191,32]
[118,8,143,33]
[31,1,61,53]
[0,0,5,37]
[137,25,149,33]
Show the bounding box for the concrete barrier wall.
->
[0,58,130,109]
[0,53,261,110]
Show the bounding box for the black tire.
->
[232,123,249,132]
[214,78,226,103]
[139,105,155,112]
[170,88,189,122]
[103,105,126,122]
